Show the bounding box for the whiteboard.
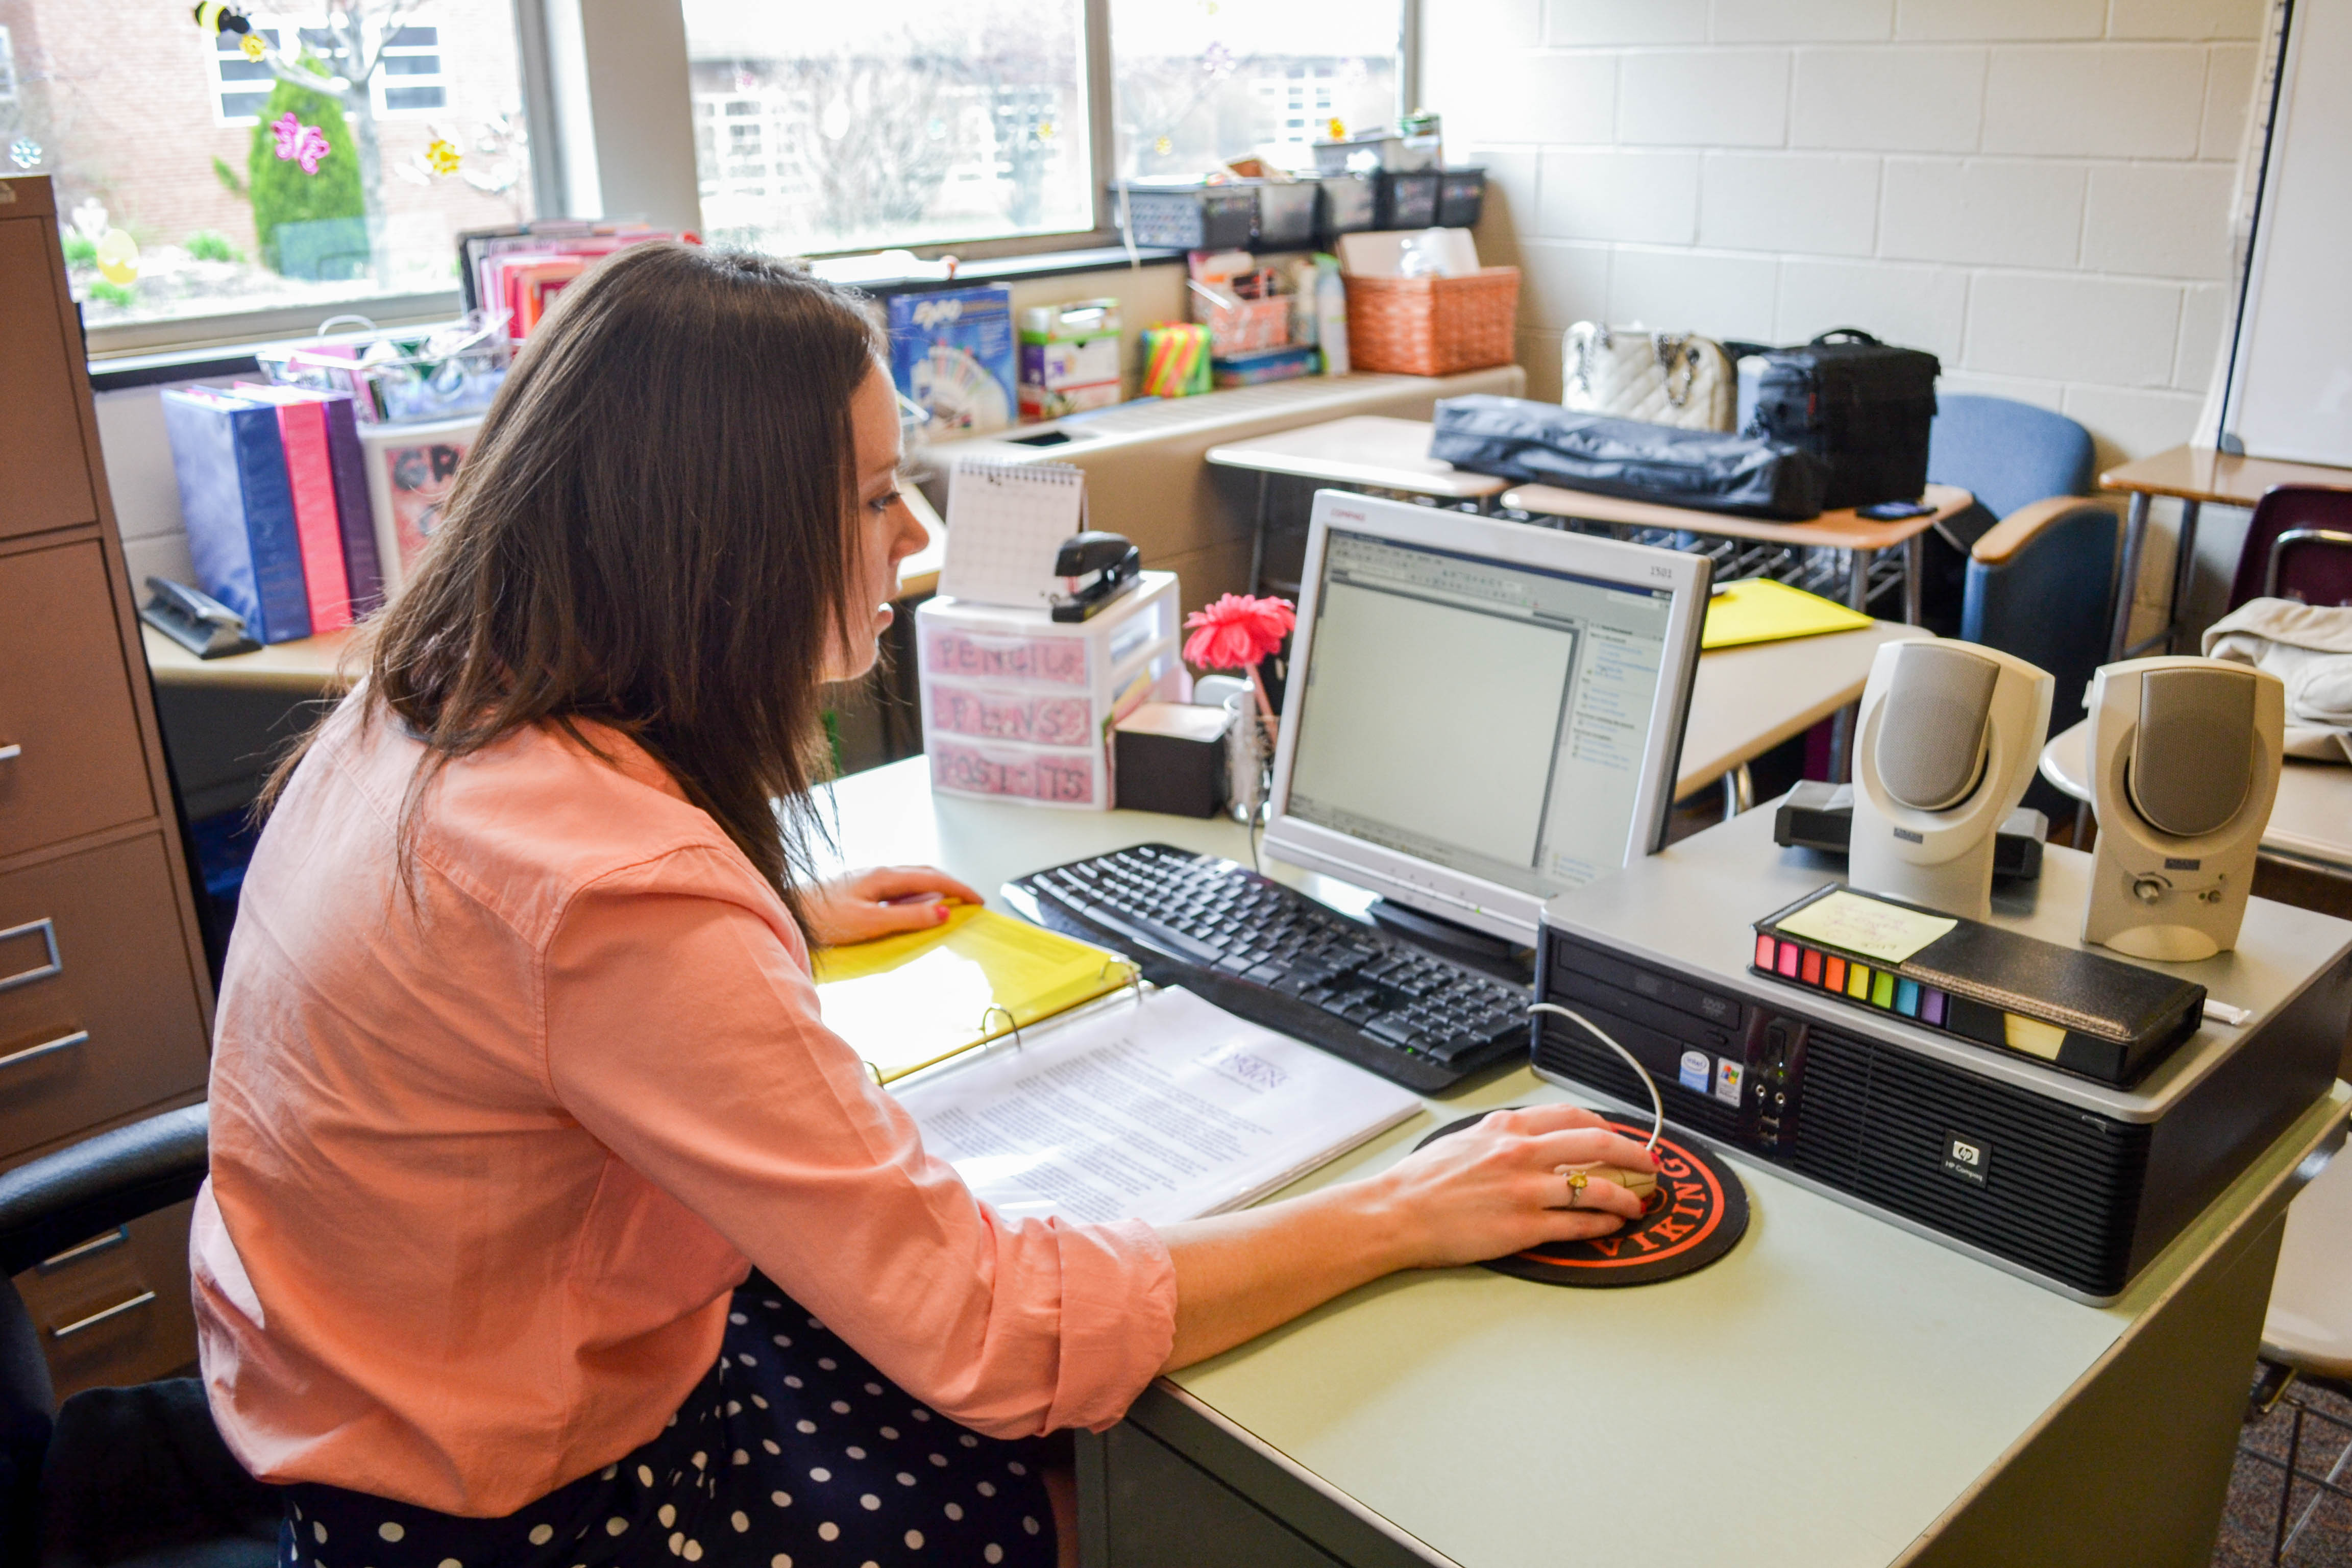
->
[2223,0,2352,467]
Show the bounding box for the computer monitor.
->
[1262,491,1711,946]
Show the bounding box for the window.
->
[683,0,1094,255]
[373,24,449,117]
[1110,0,1401,181]
[0,25,18,115]
[11,0,530,331]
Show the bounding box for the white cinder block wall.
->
[1425,0,2266,634]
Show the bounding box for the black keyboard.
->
[1001,842,1532,1091]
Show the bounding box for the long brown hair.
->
[271,242,880,931]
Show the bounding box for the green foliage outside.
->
[86,279,135,306]
[246,61,365,279]
[212,156,250,201]
[60,230,95,265]
[185,230,243,263]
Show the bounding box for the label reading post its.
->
[1678,1050,1711,1093]
[1773,889,1957,965]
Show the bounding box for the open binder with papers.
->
[890,986,1425,1226]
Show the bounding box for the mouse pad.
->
[1415,1112,1750,1288]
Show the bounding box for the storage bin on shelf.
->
[1341,265,1521,376]
[916,571,1188,811]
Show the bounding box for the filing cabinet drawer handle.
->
[0,1028,87,1071]
[51,1290,157,1339]
[38,1227,128,1271]
[0,745,19,762]
[0,918,60,993]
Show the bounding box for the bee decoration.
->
[192,2,254,37]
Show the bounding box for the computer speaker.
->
[1849,639,2055,920]
[2082,656,2284,961]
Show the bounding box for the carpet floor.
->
[2215,1379,2352,1566]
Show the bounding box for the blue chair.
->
[1924,396,2119,819]
[1925,395,2118,724]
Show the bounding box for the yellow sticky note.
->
[1775,889,1958,966]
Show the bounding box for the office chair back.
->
[1926,395,2097,524]
[0,1104,276,1566]
[2230,486,2352,610]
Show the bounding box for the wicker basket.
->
[1342,266,1521,376]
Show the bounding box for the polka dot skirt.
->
[280,1277,1057,1568]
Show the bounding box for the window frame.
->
[1,24,20,115]
[87,0,1416,356]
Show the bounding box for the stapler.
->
[1048,531,1143,622]
[139,577,261,658]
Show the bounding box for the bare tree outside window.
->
[685,0,1090,256]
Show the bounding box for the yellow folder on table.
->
[812,905,1136,1085]
[1702,578,1876,650]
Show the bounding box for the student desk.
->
[1503,482,1974,624]
[815,757,2348,1568]
[1204,416,1511,595]
[2099,445,2352,662]
[2041,718,2352,877]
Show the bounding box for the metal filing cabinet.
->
[0,175,216,1399]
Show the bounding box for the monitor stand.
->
[1366,898,1534,985]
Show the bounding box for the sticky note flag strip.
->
[1771,889,1958,966]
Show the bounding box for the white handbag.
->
[1561,322,1736,432]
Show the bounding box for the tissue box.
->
[1114,703,1233,818]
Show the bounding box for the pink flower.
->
[1183,594,1295,672]
[272,112,331,175]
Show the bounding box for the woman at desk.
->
[195,244,1656,1567]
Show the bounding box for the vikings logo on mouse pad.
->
[1416,1112,1750,1287]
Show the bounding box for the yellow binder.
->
[1702,578,1875,650]
[812,905,1137,1084]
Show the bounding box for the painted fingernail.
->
[934,904,950,923]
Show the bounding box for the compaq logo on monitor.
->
[1943,1132,1990,1187]
[1893,827,1924,843]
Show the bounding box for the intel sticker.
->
[1714,1059,1744,1107]
[1679,1049,1711,1093]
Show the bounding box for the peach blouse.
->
[192,698,1176,1516]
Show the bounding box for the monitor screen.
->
[1263,493,1708,943]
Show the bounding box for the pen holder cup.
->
[1224,691,1269,824]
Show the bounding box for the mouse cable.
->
[1525,1003,1664,1153]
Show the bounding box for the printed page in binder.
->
[937,457,1088,609]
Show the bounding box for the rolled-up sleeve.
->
[542,846,1177,1436]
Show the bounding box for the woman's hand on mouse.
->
[803,865,986,945]
[1371,1104,1656,1269]
[1155,1104,1656,1372]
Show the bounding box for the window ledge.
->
[85,246,1189,394]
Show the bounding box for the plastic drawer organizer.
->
[917,571,1187,810]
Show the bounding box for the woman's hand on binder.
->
[803,866,985,946]
[1157,1105,1653,1372]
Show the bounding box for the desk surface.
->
[1674,618,1926,799]
[816,757,2349,1568]
[140,494,949,692]
[1503,481,1973,553]
[1204,415,1511,499]
[2041,718,2352,872]
[2100,444,2352,507]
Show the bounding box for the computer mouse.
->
[1557,1160,1658,1206]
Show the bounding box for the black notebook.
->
[1752,884,2206,1086]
